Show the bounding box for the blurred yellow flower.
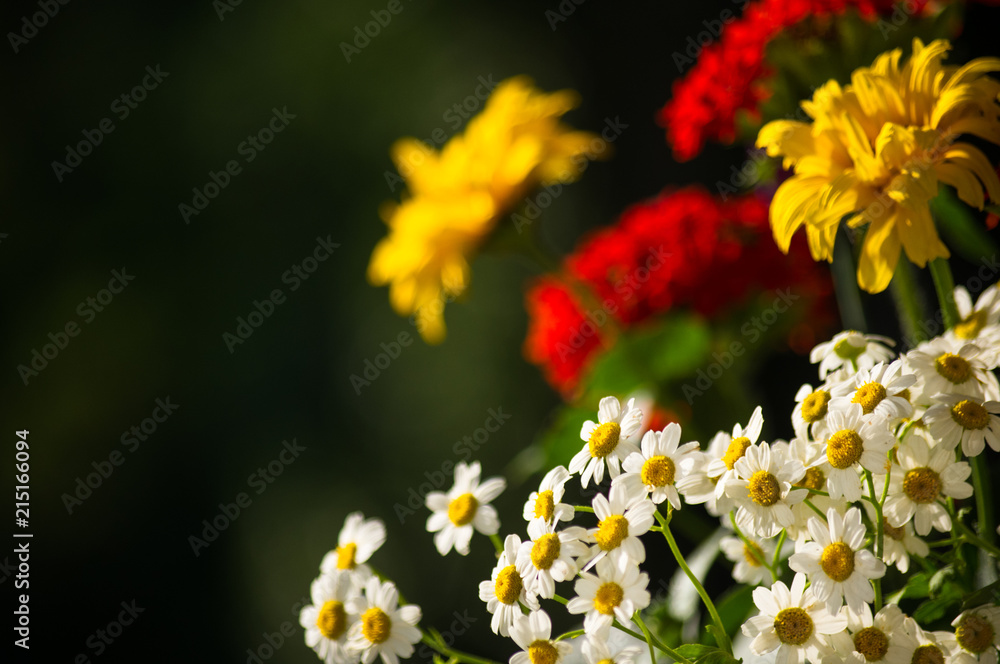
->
[368,76,604,343]
[757,39,1000,293]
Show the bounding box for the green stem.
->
[804,498,828,522]
[865,470,884,612]
[889,258,928,344]
[928,257,960,329]
[612,621,693,664]
[550,593,569,606]
[729,511,777,583]
[655,509,733,653]
[954,517,1000,559]
[420,633,501,664]
[833,226,869,332]
[971,455,996,549]
[554,628,586,642]
[574,505,595,514]
[634,612,659,664]
[772,530,787,572]
[489,533,504,555]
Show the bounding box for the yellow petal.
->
[942,143,1000,206]
[935,162,985,209]
[858,216,902,293]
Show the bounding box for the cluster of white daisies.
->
[299,284,1000,664]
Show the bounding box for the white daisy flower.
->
[843,603,919,664]
[860,501,929,574]
[523,465,574,526]
[581,633,643,664]
[725,442,808,539]
[300,572,362,664]
[883,435,973,536]
[947,604,1000,664]
[570,397,643,488]
[775,437,831,542]
[705,406,765,501]
[614,423,699,509]
[582,480,655,570]
[742,572,848,664]
[923,393,1000,456]
[509,611,573,664]
[792,383,835,443]
[345,577,421,664]
[567,556,651,638]
[479,534,538,637]
[789,507,886,617]
[516,520,588,599]
[720,534,776,586]
[906,339,998,404]
[947,284,1000,367]
[816,404,895,502]
[893,621,955,664]
[425,461,506,556]
[676,431,734,517]
[321,513,387,579]
[829,360,915,424]
[811,331,895,380]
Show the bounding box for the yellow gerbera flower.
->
[757,39,1000,293]
[368,76,603,343]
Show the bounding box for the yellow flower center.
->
[853,626,889,661]
[316,600,348,640]
[773,607,813,645]
[748,470,782,506]
[801,390,830,422]
[910,644,945,664]
[826,429,864,469]
[361,607,392,644]
[596,660,614,664]
[722,436,752,470]
[533,490,555,521]
[595,515,629,551]
[951,400,990,430]
[448,493,479,526]
[589,422,621,458]
[903,467,941,503]
[530,534,561,571]
[743,541,765,567]
[820,541,855,582]
[336,543,357,570]
[834,338,865,362]
[883,518,905,541]
[955,613,994,654]
[853,382,887,415]
[594,582,624,615]
[954,310,987,340]
[528,640,559,664]
[897,388,911,403]
[796,467,826,492]
[640,456,675,487]
[935,353,972,384]
[494,565,522,604]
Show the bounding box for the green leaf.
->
[929,566,955,596]
[674,644,715,659]
[714,584,755,637]
[886,572,930,605]
[913,594,962,624]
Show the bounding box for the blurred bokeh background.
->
[3,0,1000,661]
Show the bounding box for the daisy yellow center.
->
[316,600,347,640]
[954,310,987,340]
[594,582,624,615]
[528,640,559,664]
[955,613,994,654]
[589,422,621,458]
[910,644,945,664]
[534,490,555,521]
[853,626,890,661]
[883,518,905,541]
[801,390,830,422]
[596,660,614,664]
[827,429,864,469]
[448,493,479,526]
[903,467,941,504]
[336,543,357,570]
[748,471,781,506]
[361,607,392,644]
[853,382,887,415]
[796,467,826,492]
[743,541,765,567]
[641,456,675,487]
[820,541,855,582]
[834,338,865,362]
[494,565,522,604]
[595,515,629,551]
[530,534,561,571]
[935,353,972,384]
[773,607,813,645]
[951,400,989,430]
[722,436,752,470]
[897,388,911,403]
